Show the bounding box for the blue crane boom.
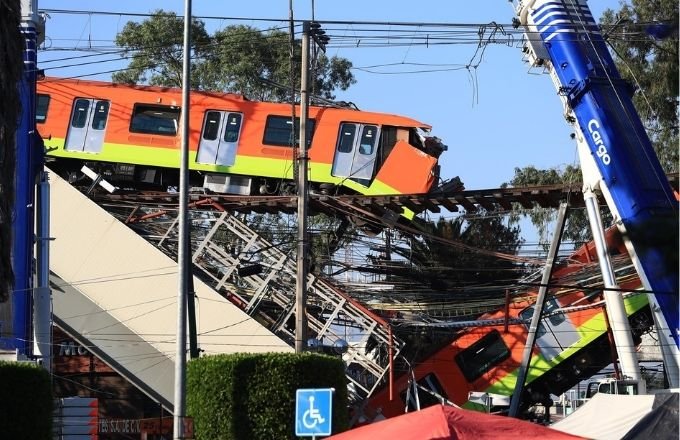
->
[516,0,678,385]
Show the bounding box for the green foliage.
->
[0,361,53,439]
[601,0,679,172]
[369,214,525,296]
[397,214,524,290]
[310,54,357,100]
[113,12,356,101]
[196,25,292,100]
[112,10,211,88]
[503,165,597,247]
[505,164,581,187]
[187,352,348,440]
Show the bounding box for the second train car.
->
[360,228,652,422]
[36,77,446,196]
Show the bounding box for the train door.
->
[65,98,110,153]
[331,123,380,181]
[196,110,243,166]
[519,298,580,360]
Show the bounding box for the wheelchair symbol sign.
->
[295,388,333,437]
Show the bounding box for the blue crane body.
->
[518,1,678,350]
[11,7,40,356]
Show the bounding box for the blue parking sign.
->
[295,388,334,437]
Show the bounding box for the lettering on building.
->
[99,418,142,434]
[59,340,89,356]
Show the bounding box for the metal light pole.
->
[174,0,191,438]
[295,22,311,353]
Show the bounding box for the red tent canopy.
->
[329,405,587,440]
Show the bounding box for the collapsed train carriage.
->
[362,229,652,422]
[36,77,446,196]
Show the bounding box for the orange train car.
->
[360,228,652,422]
[36,77,446,197]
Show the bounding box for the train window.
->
[544,298,567,326]
[359,125,378,155]
[224,113,242,143]
[71,99,91,128]
[519,298,565,335]
[337,123,357,153]
[518,306,547,339]
[91,101,110,130]
[36,94,50,123]
[263,115,315,147]
[455,330,510,383]
[202,111,221,141]
[130,104,180,136]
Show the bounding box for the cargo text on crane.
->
[587,119,611,165]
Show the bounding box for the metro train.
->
[36,77,446,196]
[361,228,652,422]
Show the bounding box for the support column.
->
[13,0,40,359]
[583,189,641,382]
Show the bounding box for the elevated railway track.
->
[89,174,679,223]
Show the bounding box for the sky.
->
[37,0,621,193]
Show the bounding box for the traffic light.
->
[309,21,330,52]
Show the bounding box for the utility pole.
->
[32,2,51,374]
[509,203,568,418]
[295,21,330,353]
[295,22,311,353]
[174,0,191,438]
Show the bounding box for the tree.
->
[601,0,678,172]
[198,25,355,101]
[503,165,596,247]
[399,215,524,291]
[112,11,211,89]
[113,11,356,101]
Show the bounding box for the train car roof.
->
[39,77,432,130]
[40,76,246,100]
